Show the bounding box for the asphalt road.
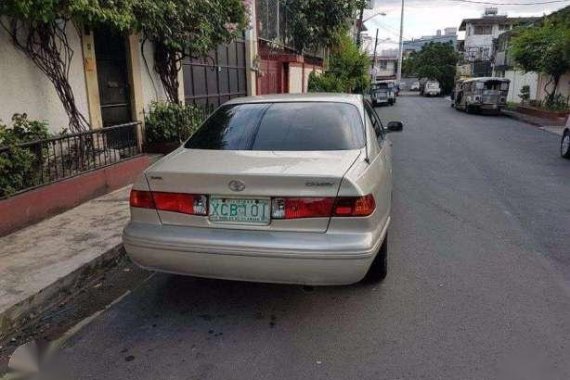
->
[49,95,570,380]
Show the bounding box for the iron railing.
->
[0,122,141,198]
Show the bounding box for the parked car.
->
[371,80,397,106]
[453,77,510,114]
[123,94,404,286]
[410,81,420,91]
[561,116,570,159]
[421,80,441,97]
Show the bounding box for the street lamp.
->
[357,8,387,47]
[363,11,387,23]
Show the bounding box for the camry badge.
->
[228,180,246,192]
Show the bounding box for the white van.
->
[422,80,441,97]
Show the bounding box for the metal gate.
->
[182,38,247,114]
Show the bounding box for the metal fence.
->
[0,122,141,198]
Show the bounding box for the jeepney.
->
[370,80,396,107]
[453,77,510,114]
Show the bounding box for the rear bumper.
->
[123,220,389,285]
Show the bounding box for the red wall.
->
[0,156,153,237]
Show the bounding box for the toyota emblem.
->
[228,180,246,192]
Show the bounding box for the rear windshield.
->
[185,102,365,151]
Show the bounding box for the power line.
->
[447,0,570,5]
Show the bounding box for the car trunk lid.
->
[144,148,362,232]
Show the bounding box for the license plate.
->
[209,197,270,225]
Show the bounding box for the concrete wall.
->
[139,40,169,108]
[288,64,303,93]
[503,70,539,102]
[288,63,322,93]
[373,61,397,79]
[537,72,570,102]
[464,23,507,61]
[0,22,89,133]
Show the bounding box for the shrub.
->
[144,102,205,144]
[0,114,50,197]
[544,93,570,112]
[308,34,370,94]
[519,85,530,103]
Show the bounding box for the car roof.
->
[463,77,510,83]
[224,93,363,107]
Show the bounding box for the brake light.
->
[271,195,375,219]
[129,190,207,216]
[272,198,334,219]
[334,195,376,217]
[130,190,155,209]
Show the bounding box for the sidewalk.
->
[502,109,567,137]
[0,186,132,340]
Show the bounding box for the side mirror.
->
[387,121,403,132]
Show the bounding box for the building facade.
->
[459,9,538,63]
[403,28,458,54]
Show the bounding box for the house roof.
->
[458,16,539,31]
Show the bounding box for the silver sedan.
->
[123,94,403,285]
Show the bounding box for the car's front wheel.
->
[362,233,388,283]
[561,129,570,159]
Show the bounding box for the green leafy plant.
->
[519,85,531,104]
[0,114,50,197]
[511,20,570,104]
[135,0,248,103]
[280,0,365,54]
[402,42,458,95]
[544,93,570,112]
[144,102,205,144]
[0,0,136,132]
[308,34,370,94]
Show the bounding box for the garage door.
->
[182,38,247,113]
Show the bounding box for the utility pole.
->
[397,0,405,81]
[356,2,365,47]
[372,28,378,80]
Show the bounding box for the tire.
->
[362,233,388,283]
[561,130,570,159]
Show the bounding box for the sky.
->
[363,0,570,53]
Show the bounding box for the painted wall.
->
[464,23,510,61]
[373,60,397,78]
[0,22,89,133]
[503,70,539,102]
[288,63,322,93]
[139,40,169,109]
[288,65,304,93]
[537,72,570,102]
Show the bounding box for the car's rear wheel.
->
[561,130,570,159]
[362,233,388,283]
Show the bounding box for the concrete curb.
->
[0,244,125,341]
[502,110,544,128]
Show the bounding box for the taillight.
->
[271,195,375,219]
[129,190,207,216]
[130,190,155,209]
[272,198,334,219]
[333,195,376,217]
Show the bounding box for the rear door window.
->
[185,102,365,151]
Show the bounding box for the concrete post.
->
[244,1,258,96]
[81,29,103,129]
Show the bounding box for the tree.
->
[0,0,135,132]
[134,0,248,103]
[511,21,570,104]
[308,33,370,93]
[402,42,458,94]
[282,0,365,54]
